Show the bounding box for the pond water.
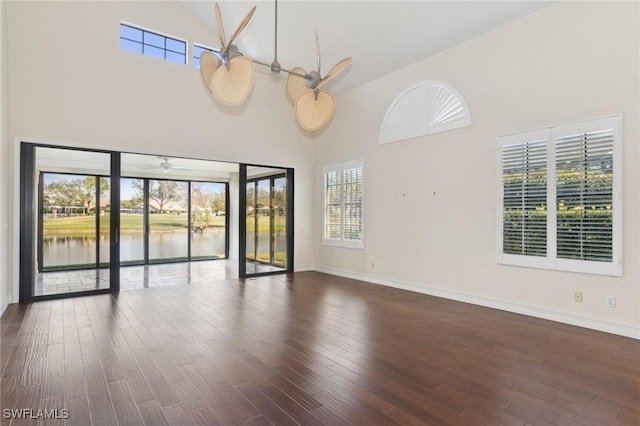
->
[42,230,283,268]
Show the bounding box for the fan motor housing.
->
[306,71,322,89]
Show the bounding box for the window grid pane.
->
[120,23,186,65]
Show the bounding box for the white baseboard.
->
[313,265,640,340]
[0,302,8,318]
[294,264,315,272]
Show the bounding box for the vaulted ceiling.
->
[178,1,553,93]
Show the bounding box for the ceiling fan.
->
[200,3,257,106]
[285,34,352,132]
[200,1,352,133]
[141,157,186,173]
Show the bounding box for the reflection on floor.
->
[34,260,239,296]
[35,268,111,296]
[245,261,286,274]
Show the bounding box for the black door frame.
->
[239,164,294,278]
[20,142,121,302]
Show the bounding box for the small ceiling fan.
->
[200,3,257,106]
[141,157,186,173]
[286,34,352,132]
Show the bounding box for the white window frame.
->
[120,21,189,66]
[497,115,622,277]
[322,161,365,249]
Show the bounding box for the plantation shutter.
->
[324,170,342,240]
[342,166,363,242]
[555,126,614,262]
[323,162,364,247]
[501,136,548,257]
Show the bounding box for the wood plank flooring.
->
[1,272,639,425]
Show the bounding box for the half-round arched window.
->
[379,81,471,144]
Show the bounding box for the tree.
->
[142,180,181,213]
[43,176,109,215]
[44,181,77,207]
[121,197,143,209]
[211,191,226,213]
[73,177,109,214]
[191,185,214,228]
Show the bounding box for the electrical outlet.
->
[606,296,616,308]
[574,291,583,303]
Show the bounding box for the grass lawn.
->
[43,213,285,237]
[43,214,225,236]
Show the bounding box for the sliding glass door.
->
[118,152,230,266]
[240,165,293,277]
[21,144,120,300]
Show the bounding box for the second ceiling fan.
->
[286,34,352,132]
[199,1,352,132]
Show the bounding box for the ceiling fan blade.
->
[200,51,220,94]
[210,56,255,105]
[316,32,321,74]
[227,5,257,47]
[214,3,227,49]
[295,90,336,132]
[317,57,352,89]
[286,67,310,103]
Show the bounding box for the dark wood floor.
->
[1,272,639,425]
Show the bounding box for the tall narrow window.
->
[323,162,364,248]
[498,116,621,276]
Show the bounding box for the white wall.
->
[314,1,640,338]
[0,0,8,315]
[3,0,315,303]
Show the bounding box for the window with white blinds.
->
[556,128,614,263]
[323,162,364,248]
[498,116,621,276]
[502,138,548,257]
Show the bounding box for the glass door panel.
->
[41,173,99,271]
[241,165,292,277]
[149,179,189,262]
[256,179,271,263]
[273,177,287,268]
[246,181,256,261]
[191,181,227,259]
[119,178,145,265]
[32,146,115,298]
[98,177,111,267]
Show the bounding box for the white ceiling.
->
[36,148,286,181]
[178,0,553,93]
[36,148,239,181]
